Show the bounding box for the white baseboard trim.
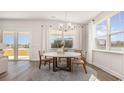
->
[30,59,39,62]
[93,62,124,80]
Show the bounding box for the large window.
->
[95,20,107,50]
[110,33,124,51]
[110,12,124,32]
[96,20,107,36]
[95,36,107,50]
[95,11,124,52]
[63,30,75,48]
[110,12,124,51]
[48,30,62,48]
[48,30,76,49]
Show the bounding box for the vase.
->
[57,48,64,54]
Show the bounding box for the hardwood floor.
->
[0,61,120,81]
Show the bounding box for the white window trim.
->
[93,49,124,55]
[94,12,124,53]
[47,29,79,50]
[94,19,108,50]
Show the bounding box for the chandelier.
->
[58,12,75,32]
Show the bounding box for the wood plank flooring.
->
[0,61,120,81]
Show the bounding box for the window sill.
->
[93,49,124,55]
[48,48,75,51]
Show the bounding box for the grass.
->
[4,49,29,56]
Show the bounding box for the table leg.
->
[56,58,58,67]
[67,58,69,67]
[53,57,57,72]
[67,57,71,72]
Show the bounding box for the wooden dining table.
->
[43,52,81,72]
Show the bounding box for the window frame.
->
[47,29,77,50]
[95,19,108,50]
[94,12,124,53]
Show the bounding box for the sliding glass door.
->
[3,31,30,60]
[3,31,15,60]
[18,32,30,60]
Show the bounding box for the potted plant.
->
[56,41,65,54]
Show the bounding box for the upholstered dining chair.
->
[71,49,87,74]
[38,51,53,70]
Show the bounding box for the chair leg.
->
[39,61,41,69]
[44,61,47,66]
[71,62,73,72]
[58,58,60,63]
[49,61,50,70]
[82,63,87,74]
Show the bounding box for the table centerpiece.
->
[56,41,65,54]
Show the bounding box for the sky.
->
[96,11,124,41]
[3,35,29,44]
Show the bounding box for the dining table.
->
[43,52,81,72]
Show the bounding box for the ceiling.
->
[0,11,101,23]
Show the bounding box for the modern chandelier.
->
[58,12,75,32]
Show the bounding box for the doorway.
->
[3,31,30,60]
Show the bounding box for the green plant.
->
[57,41,65,48]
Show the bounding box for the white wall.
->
[0,19,84,61]
[93,50,124,79]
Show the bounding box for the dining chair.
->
[38,51,53,70]
[71,49,87,74]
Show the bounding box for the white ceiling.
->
[0,11,101,23]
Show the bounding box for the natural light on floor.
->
[89,74,99,81]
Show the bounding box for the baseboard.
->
[30,59,39,62]
[93,62,124,80]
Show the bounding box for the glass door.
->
[3,31,15,60]
[2,31,30,60]
[18,32,30,60]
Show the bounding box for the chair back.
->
[74,49,83,57]
[74,49,87,63]
[74,49,82,53]
[81,51,87,63]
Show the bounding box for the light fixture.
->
[58,12,75,32]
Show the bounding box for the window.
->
[95,20,107,50]
[48,30,62,48]
[110,12,124,51]
[95,36,106,50]
[96,20,107,36]
[63,30,75,48]
[95,11,124,52]
[110,12,124,32]
[110,33,124,51]
[48,29,76,49]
